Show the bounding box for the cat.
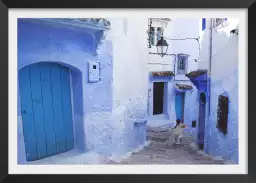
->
[170,119,186,144]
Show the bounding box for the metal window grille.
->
[177,54,188,74]
[217,95,229,135]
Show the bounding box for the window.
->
[217,95,229,135]
[213,18,227,28]
[149,27,155,46]
[177,54,188,74]
[149,27,164,46]
[156,27,164,43]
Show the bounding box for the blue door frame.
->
[19,63,74,161]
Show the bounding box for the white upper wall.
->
[148,18,174,72]
[109,18,149,108]
[148,18,200,80]
[198,18,239,71]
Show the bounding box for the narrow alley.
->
[119,126,226,164]
[27,125,232,165]
[17,18,239,166]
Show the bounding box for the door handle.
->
[22,110,26,114]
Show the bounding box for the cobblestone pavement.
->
[27,126,232,165]
[118,126,227,164]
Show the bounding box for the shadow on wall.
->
[70,69,85,151]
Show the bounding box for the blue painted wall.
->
[18,19,148,164]
[206,68,238,163]
[17,19,114,163]
[188,61,238,163]
[171,82,199,136]
[182,75,208,149]
[147,74,177,126]
[197,27,239,163]
[175,92,185,121]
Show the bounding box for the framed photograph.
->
[0,0,253,182]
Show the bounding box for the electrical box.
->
[88,61,100,83]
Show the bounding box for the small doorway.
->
[198,92,206,150]
[175,92,185,121]
[153,82,165,115]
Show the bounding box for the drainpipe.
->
[205,18,213,153]
[208,19,213,115]
[173,54,177,81]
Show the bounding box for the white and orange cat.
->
[171,119,187,144]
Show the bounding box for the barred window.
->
[177,54,188,74]
[217,95,229,135]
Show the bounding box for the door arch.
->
[19,62,74,161]
[198,92,206,150]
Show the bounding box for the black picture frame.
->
[0,0,253,182]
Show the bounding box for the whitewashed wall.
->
[198,18,240,70]
[198,18,239,163]
[170,19,200,80]
[147,18,200,126]
[148,18,200,76]
[110,18,148,113]
[148,19,174,72]
[80,18,149,159]
[98,18,149,158]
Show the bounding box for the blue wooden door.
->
[175,93,184,121]
[19,63,74,161]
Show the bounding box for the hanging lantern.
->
[156,37,169,57]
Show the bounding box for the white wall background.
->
[198,18,240,70]
[170,19,200,80]
[110,18,149,111]
[148,19,200,76]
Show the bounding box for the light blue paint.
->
[18,19,147,164]
[206,69,238,163]
[175,92,185,121]
[19,63,74,161]
[19,66,38,161]
[60,66,75,151]
[134,121,147,147]
[18,19,114,163]
[182,85,198,135]
[163,83,169,114]
[188,69,238,163]
[186,74,208,149]
[40,63,58,157]
[148,74,175,122]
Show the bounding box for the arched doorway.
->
[19,63,74,161]
[198,92,206,150]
